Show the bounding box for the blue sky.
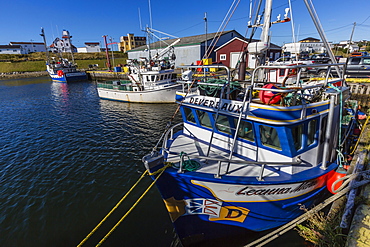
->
[1,0,369,49]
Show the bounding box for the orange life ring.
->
[57,70,64,76]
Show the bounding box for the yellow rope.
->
[350,115,370,155]
[77,170,148,247]
[95,169,166,246]
[148,162,172,176]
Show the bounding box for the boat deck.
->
[166,134,285,180]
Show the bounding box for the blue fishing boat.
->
[142,0,360,245]
[40,28,87,83]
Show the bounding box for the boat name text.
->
[236,180,318,196]
[188,97,243,113]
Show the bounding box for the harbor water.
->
[0,77,306,247]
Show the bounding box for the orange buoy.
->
[326,167,347,194]
[57,70,64,76]
[259,84,281,104]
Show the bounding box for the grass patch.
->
[296,205,347,247]
[0,52,128,73]
[0,58,127,73]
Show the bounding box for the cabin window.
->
[196,110,212,128]
[292,124,303,151]
[260,125,281,150]
[235,120,254,141]
[146,76,150,82]
[151,75,156,81]
[307,119,317,146]
[279,69,285,77]
[320,116,328,144]
[160,75,164,80]
[220,54,226,60]
[215,115,231,134]
[184,107,196,124]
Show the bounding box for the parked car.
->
[270,57,315,65]
[309,53,331,64]
[311,56,370,78]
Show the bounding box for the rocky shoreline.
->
[0,71,49,80]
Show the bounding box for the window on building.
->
[220,54,226,60]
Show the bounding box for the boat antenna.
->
[138,8,143,31]
[40,28,50,65]
[204,12,208,60]
[148,0,153,29]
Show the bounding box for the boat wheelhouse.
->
[97,58,182,103]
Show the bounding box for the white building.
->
[50,30,76,53]
[9,41,45,54]
[0,45,22,54]
[77,42,100,53]
[282,37,333,54]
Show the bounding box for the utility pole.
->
[110,37,115,67]
[348,22,356,55]
[102,35,111,70]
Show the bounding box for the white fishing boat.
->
[142,0,362,246]
[97,58,181,103]
[40,28,87,83]
[97,30,182,103]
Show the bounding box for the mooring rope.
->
[95,168,166,246]
[77,170,148,247]
[244,170,370,247]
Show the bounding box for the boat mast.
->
[303,0,340,76]
[258,0,273,66]
[40,28,50,65]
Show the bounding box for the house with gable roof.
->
[214,37,282,69]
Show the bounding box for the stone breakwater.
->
[0,71,48,80]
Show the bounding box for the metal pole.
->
[322,95,336,169]
[303,0,341,76]
[110,37,115,67]
[40,28,50,64]
[102,35,111,70]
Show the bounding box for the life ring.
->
[57,70,64,76]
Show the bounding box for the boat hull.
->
[97,84,182,103]
[49,72,88,83]
[151,166,335,245]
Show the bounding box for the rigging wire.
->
[203,0,240,59]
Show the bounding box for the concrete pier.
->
[345,121,370,247]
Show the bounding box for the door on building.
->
[230,52,243,68]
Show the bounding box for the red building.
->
[215,37,282,69]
